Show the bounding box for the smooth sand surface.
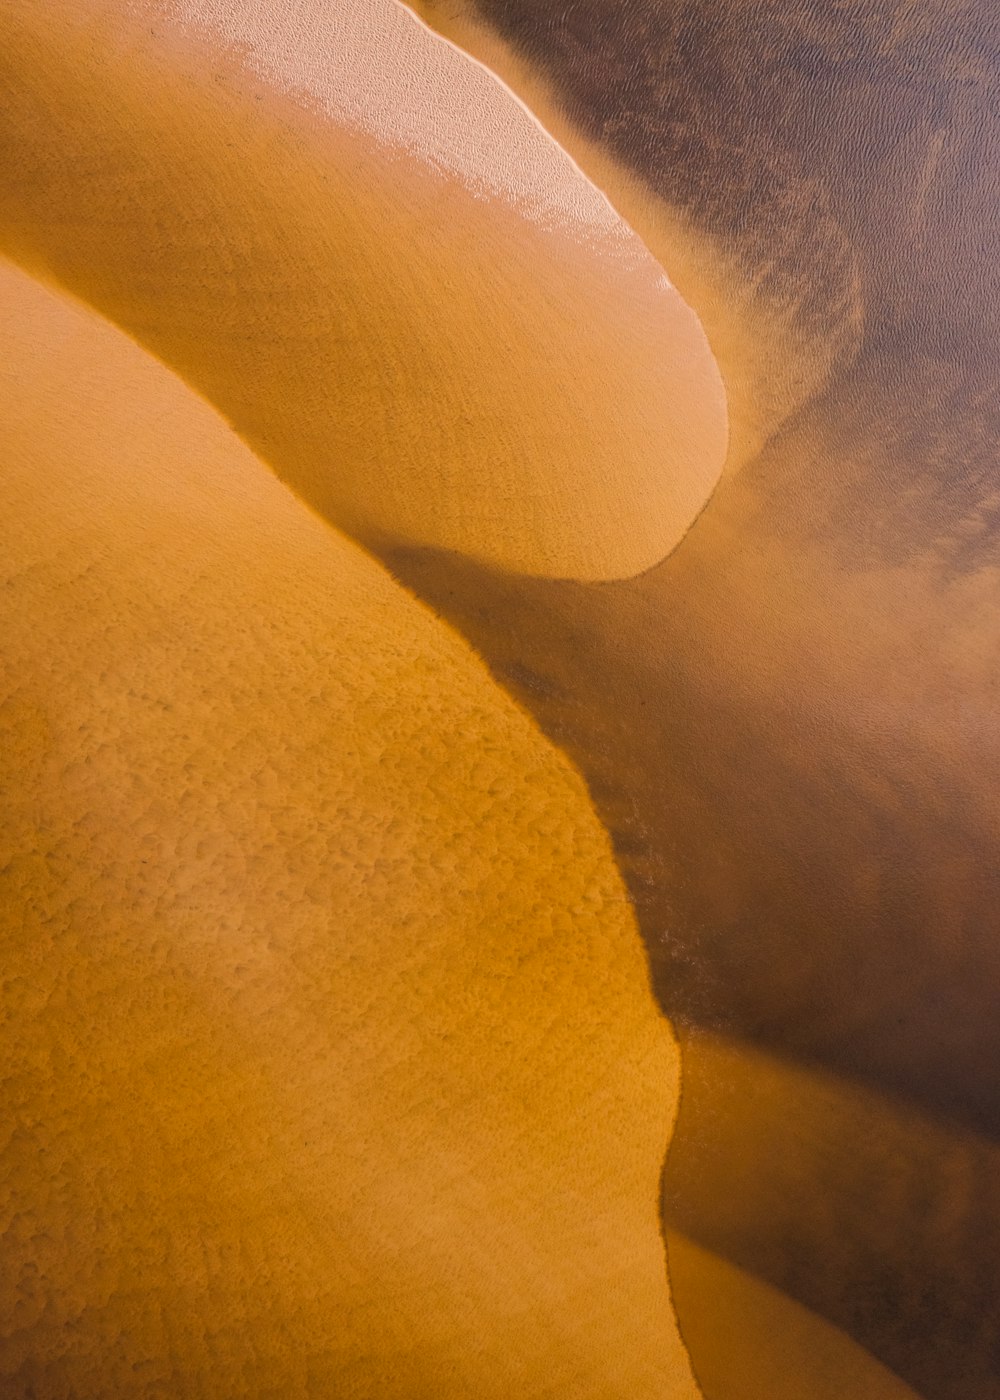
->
[160,0,623,235]
[665,1028,1000,1400]
[6,1,982,1396]
[0,0,726,581]
[665,1230,919,1400]
[0,258,699,1397]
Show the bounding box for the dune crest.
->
[0,0,726,581]
[156,0,622,238]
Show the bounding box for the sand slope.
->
[0,0,726,581]
[0,259,698,1397]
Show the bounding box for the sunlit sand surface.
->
[160,0,621,234]
[8,0,984,1395]
[0,258,700,1397]
[0,0,726,581]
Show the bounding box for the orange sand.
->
[0,0,727,581]
[0,259,698,1397]
[409,0,862,469]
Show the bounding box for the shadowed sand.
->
[386,4,1000,1396]
[665,1229,918,1400]
[0,0,726,582]
[411,0,865,471]
[4,0,990,1395]
[0,257,700,1397]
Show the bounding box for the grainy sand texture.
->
[0,257,699,1397]
[8,0,988,1395]
[0,0,726,580]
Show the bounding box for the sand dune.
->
[6,0,987,1395]
[0,0,726,581]
[0,258,699,1397]
[409,0,863,470]
[387,6,1000,1395]
[160,0,623,235]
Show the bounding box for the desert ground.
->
[4,0,994,1396]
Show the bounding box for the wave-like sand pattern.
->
[409,0,865,471]
[0,0,726,581]
[0,257,699,1397]
[4,0,967,1395]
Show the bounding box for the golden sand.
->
[0,258,699,1396]
[0,0,726,581]
[4,2,918,1394]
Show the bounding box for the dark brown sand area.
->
[397,4,1000,1397]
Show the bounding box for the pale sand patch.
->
[0,0,727,581]
[147,0,622,238]
[0,258,699,1397]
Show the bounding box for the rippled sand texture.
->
[0,0,726,581]
[0,258,701,1398]
[397,4,1000,1398]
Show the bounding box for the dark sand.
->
[395,5,1000,1396]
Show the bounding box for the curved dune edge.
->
[666,1025,998,1400]
[382,532,1000,1400]
[0,256,702,1397]
[0,0,726,583]
[665,1231,921,1400]
[160,0,624,238]
[374,8,1000,1397]
[406,0,862,470]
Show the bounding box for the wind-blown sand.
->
[0,258,698,1397]
[5,0,981,1395]
[388,5,1000,1397]
[665,1230,918,1400]
[409,0,863,471]
[0,0,726,581]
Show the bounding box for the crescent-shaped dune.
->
[0,0,727,582]
[0,258,699,1397]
